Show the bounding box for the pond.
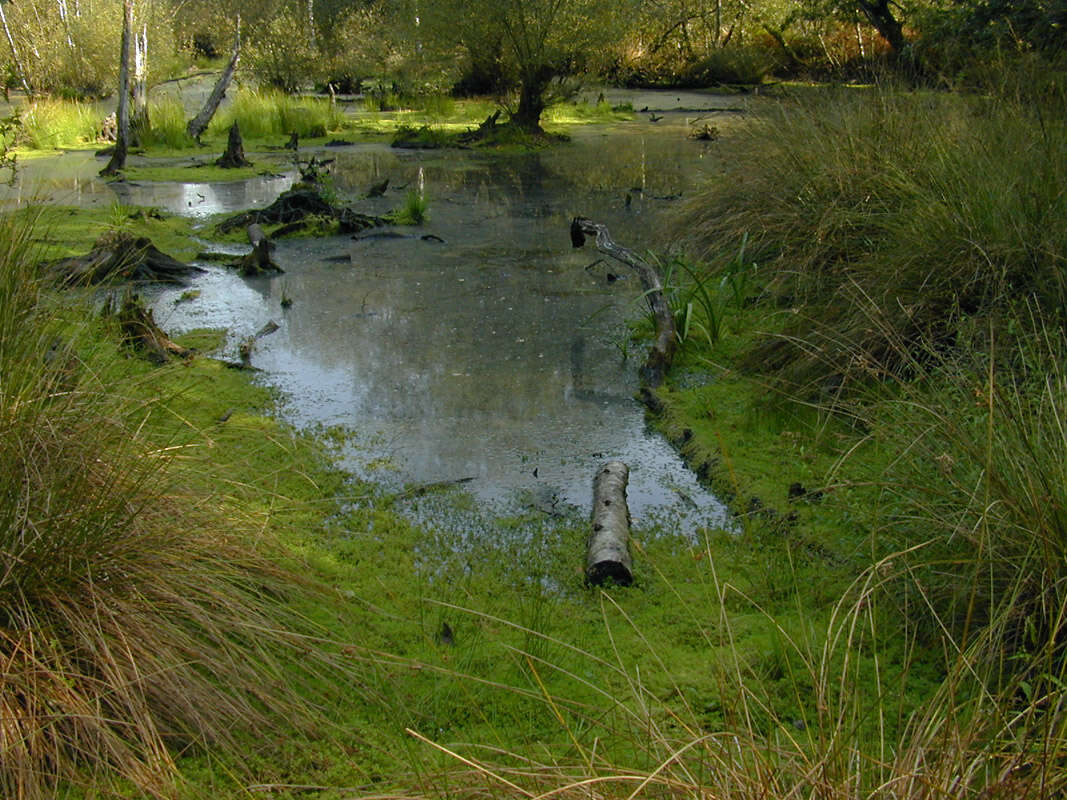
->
[9,90,748,534]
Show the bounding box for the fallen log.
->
[570,217,676,387]
[47,232,204,286]
[587,461,633,587]
[187,18,240,142]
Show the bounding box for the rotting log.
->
[570,217,676,387]
[587,461,633,587]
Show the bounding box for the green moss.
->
[14,204,202,262]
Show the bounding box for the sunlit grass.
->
[211,88,346,140]
[13,98,101,150]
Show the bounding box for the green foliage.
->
[684,45,782,85]
[422,0,636,129]
[244,7,321,92]
[138,97,195,149]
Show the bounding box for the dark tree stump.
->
[216,121,251,168]
[232,224,282,276]
[114,293,193,364]
[218,187,386,237]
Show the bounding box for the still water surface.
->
[10,93,745,533]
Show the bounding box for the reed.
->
[16,98,101,149]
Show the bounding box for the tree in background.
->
[424,0,635,132]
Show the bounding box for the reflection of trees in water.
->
[329,132,704,218]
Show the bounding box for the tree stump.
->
[232,224,282,276]
[587,461,633,586]
[47,232,204,286]
[216,121,251,168]
[115,293,193,364]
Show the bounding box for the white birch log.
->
[587,461,633,586]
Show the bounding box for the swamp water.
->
[13,97,743,536]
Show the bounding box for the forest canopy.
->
[0,1,1063,119]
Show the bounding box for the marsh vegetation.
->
[1,1,1066,798]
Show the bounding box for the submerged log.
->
[48,232,204,286]
[570,217,676,387]
[587,461,633,587]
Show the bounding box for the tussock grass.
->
[138,97,195,149]
[0,213,344,798]
[675,87,1067,395]
[625,80,1067,799]
[212,89,346,140]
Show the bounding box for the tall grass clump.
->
[138,97,195,149]
[675,86,1067,394]
[16,99,102,150]
[212,89,345,140]
[0,213,340,798]
[387,189,429,225]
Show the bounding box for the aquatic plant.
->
[387,189,429,225]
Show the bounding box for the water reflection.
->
[155,125,732,533]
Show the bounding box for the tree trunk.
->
[570,217,677,388]
[512,68,551,133]
[587,462,633,587]
[0,4,32,97]
[186,17,241,142]
[101,0,133,177]
[856,0,906,53]
[131,24,149,146]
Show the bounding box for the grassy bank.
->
[613,82,1067,796]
